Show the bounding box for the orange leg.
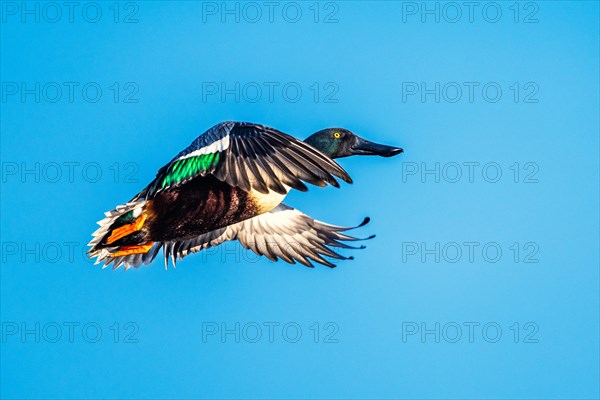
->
[106,214,147,244]
[111,243,155,257]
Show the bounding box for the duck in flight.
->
[88,121,403,270]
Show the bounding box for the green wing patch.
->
[115,210,135,225]
[161,152,220,189]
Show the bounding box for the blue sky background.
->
[1,1,598,399]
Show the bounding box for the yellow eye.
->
[333,132,341,139]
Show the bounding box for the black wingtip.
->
[296,182,309,192]
[348,256,355,260]
[358,217,370,227]
[367,234,376,240]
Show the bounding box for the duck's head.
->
[304,128,404,159]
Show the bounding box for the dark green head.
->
[304,128,403,159]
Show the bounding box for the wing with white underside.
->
[164,204,373,268]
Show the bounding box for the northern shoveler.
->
[88,121,403,270]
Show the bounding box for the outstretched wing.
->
[164,204,373,269]
[136,121,352,200]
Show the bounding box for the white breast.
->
[250,185,289,213]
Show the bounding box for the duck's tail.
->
[87,201,161,270]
